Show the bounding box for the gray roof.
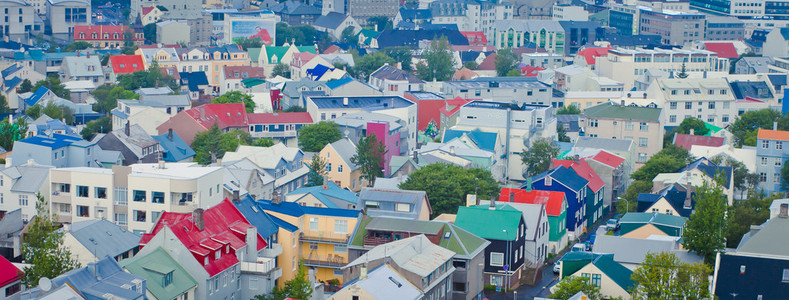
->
[281,78,329,98]
[135,87,174,96]
[345,235,455,277]
[63,55,102,77]
[0,163,52,193]
[370,64,424,84]
[341,264,422,299]
[313,12,348,30]
[333,112,404,131]
[139,94,191,107]
[736,216,789,256]
[68,219,140,259]
[329,138,359,171]
[494,20,565,33]
[592,234,703,265]
[107,124,158,158]
[360,187,429,220]
[574,136,635,152]
[0,209,23,242]
[739,56,773,73]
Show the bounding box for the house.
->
[529,166,589,239]
[583,101,663,167]
[555,253,635,299]
[417,138,502,180]
[552,157,606,228]
[596,48,729,91]
[271,0,321,25]
[221,144,309,196]
[0,255,21,299]
[178,71,210,100]
[112,94,191,136]
[156,103,249,145]
[106,55,145,83]
[618,212,686,237]
[317,138,363,191]
[139,6,164,25]
[497,187,568,253]
[756,128,789,193]
[455,203,528,290]
[313,12,360,40]
[358,187,431,220]
[331,263,423,300]
[0,209,23,260]
[220,66,266,95]
[428,0,512,40]
[61,219,140,266]
[645,78,737,129]
[285,181,359,209]
[342,235,455,300]
[0,161,52,223]
[763,27,789,59]
[152,130,196,162]
[478,198,549,266]
[60,54,104,85]
[569,137,637,180]
[332,112,407,174]
[346,216,489,300]
[652,157,734,205]
[247,112,313,146]
[21,257,146,299]
[121,247,198,300]
[222,162,276,201]
[73,25,144,48]
[97,123,161,165]
[586,150,627,208]
[592,234,702,270]
[10,134,121,168]
[734,56,773,74]
[369,64,425,96]
[672,133,725,151]
[289,52,336,80]
[156,21,191,45]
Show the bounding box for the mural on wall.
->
[423,120,439,140]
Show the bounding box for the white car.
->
[553,263,561,274]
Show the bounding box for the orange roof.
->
[757,128,789,141]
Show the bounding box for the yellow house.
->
[620,223,670,239]
[319,138,366,192]
[258,197,362,287]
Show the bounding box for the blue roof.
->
[306,64,334,80]
[286,181,359,209]
[26,86,50,107]
[326,76,354,89]
[531,165,588,192]
[234,196,281,238]
[111,109,128,119]
[4,76,21,93]
[443,129,498,152]
[309,96,415,110]
[768,74,787,86]
[257,199,361,218]
[179,71,209,92]
[268,214,299,232]
[636,193,662,204]
[1,64,20,78]
[68,219,140,259]
[152,131,196,162]
[42,257,146,300]
[19,133,83,149]
[375,29,469,48]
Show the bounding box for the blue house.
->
[152,130,196,162]
[755,128,788,193]
[528,166,589,237]
[10,133,122,168]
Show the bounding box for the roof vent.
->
[388,276,402,287]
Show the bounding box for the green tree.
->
[39,102,74,125]
[18,79,33,93]
[191,125,252,165]
[121,30,137,54]
[255,262,313,300]
[620,180,652,210]
[254,138,275,147]
[26,104,41,119]
[236,38,263,50]
[143,23,157,44]
[271,63,291,78]
[495,48,519,77]
[282,105,307,112]
[33,76,70,99]
[0,117,27,150]
[550,276,603,300]
[557,123,570,142]
[118,61,178,91]
[556,105,581,115]
[212,91,255,113]
[64,41,91,52]
[275,23,318,46]
[416,36,454,81]
[306,155,327,186]
[463,61,478,70]
[399,164,498,218]
[520,138,560,177]
[351,134,388,187]
[298,121,342,152]
[340,27,359,45]
[506,69,521,77]
[384,47,413,71]
[0,95,10,114]
[80,116,112,140]
[730,109,787,147]
[355,52,395,80]
[630,145,691,182]
[91,84,138,114]
[630,252,710,300]
[367,16,393,31]
[710,155,754,198]
[664,117,709,147]
[726,190,774,247]
[683,180,728,265]
[22,193,81,288]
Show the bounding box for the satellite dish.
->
[39,277,52,292]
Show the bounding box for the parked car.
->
[553,263,561,274]
[571,243,587,252]
[606,219,620,231]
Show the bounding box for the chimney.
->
[245,226,257,262]
[684,184,694,209]
[233,190,240,202]
[412,150,419,164]
[360,265,368,280]
[217,159,222,166]
[4,158,10,168]
[124,121,130,136]
[449,146,455,154]
[526,177,532,192]
[192,208,205,230]
[272,191,281,204]
[620,99,625,106]
[158,160,165,169]
[573,154,580,163]
[322,175,328,189]
[780,203,788,218]
[774,122,778,131]
[509,191,515,202]
[466,194,477,207]
[489,197,496,210]
[690,128,694,136]
[168,128,173,141]
[343,97,348,106]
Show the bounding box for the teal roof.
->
[296,46,317,54]
[242,78,267,88]
[248,48,261,62]
[583,102,661,122]
[121,247,197,300]
[560,251,597,262]
[443,129,498,152]
[455,204,522,240]
[592,254,635,292]
[358,29,380,45]
[264,46,290,62]
[620,212,686,228]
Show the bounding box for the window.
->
[334,220,348,234]
[133,190,146,202]
[639,122,648,131]
[396,203,410,212]
[77,185,89,197]
[782,268,789,281]
[638,153,648,163]
[723,115,730,123]
[591,274,601,286]
[685,102,692,109]
[625,122,634,130]
[776,174,781,183]
[152,192,165,204]
[763,157,769,166]
[490,275,503,286]
[163,271,173,287]
[763,141,770,149]
[309,218,318,231]
[95,187,107,199]
[338,165,343,172]
[325,163,331,172]
[760,172,767,182]
[670,102,677,109]
[777,159,783,167]
[490,252,504,266]
[639,138,648,147]
[134,210,147,222]
[778,142,783,150]
[709,102,716,109]
[60,183,70,193]
[309,242,318,250]
[18,195,27,206]
[669,115,677,123]
[334,245,347,253]
[152,211,161,223]
[77,205,89,217]
[115,213,127,226]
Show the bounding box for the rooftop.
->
[345,235,455,277]
[583,101,661,122]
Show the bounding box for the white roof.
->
[222,144,302,169]
[689,144,756,172]
[345,235,455,277]
[129,162,221,179]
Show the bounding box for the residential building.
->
[492,20,565,53]
[456,204,528,290]
[152,130,196,162]
[313,12,360,40]
[639,8,705,46]
[139,6,164,25]
[555,253,635,299]
[764,27,789,58]
[97,123,161,165]
[529,166,589,239]
[60,54,104,85]
[497,187,568,252]
[46,0,91,40]
[478,197,549,266]
[0,255,21,299]
[441,77,553,106]
[618,212,686,237]
[372,29,469,49]
[129,0,203,22]
[112,94,191,136]
[0,161,52,223]
[21,257,146,299]
[222,161,276,201]
[106,55,145,83]
[271,0,321,25]
[645,78,736,128]
[322,0,399,23]
[157,103,249,145]
[220,66,265,95]
[552,4,589,21]
[552,157,606,228]
[582,101,663,166]
[221,144,309,196]
[285,181,358,209]
[417,138,503,180]
[428,0,513,41]
[705,15,745,40]
[358,188,431,220]
[10,134,121,168]
[553,65,624,93]
[121,247,199,300]
[734,56,773,74]
[61,219,140,266]
[586,150,627,208]
[73,25,144,48]
[0,0,37,41]
[368,64,425,96]
[755,128,789,193]
[592,234,702,270]
[346,216,489,300]
[558,21,600,55]
[156,20,191,45]
[316,138,364,191]
[333,112,408,174]
[0,209,23,260]
[342,235,456,300]
[331,263,424,299]
[232,196,288,298]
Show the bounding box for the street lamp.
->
[617,197,629,213]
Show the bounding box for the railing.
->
[363,236,394,247]
[253,131,298,138]
[302,255,346,268]
[240,257,278,275]
[300,231,350,244]
[261,244,283,258]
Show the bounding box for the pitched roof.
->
[737,215,789,256]
[121,247,198,300]
[257,199,361,218]
[370,64,424,84]
[672,133,725,151]
[313,12,348,29]
[704,42,739,59]
[340,263,423,299]
[573,136,634,152]
[183,103,248,130]
[152,131,196,162]
[233,196,280,238]
[73,25,141,41]
[0,255,21,287]
[109,55,145,74]
[359,188,431,219]
[68,219,140,259]
[459,31,487,44]
[271,0,321,15]
[575,47,611,65]
[590,254,635,292]
[589,150,625,168]
[532,165,589,192]
[345,235,455,277]
[328,138,359,171]
[0,163,52,194]
[757,128,789,141]
[179,71,209,92]
[476,53,497,70]
[140,199,267,276]
[443,129,497,152]
[455,204,522,240]
[583,101,661,122]
[222,143,302,169]
[497,187,565,216]
[551,158,605,193]
[247,112,313,124]
[619,212,686,228]
[223,66,265,80]
[28,257,146,299]
[287,181,359,209]
[593,234,702,265]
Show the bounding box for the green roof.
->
[264,46,290,62]
[242,78,266,88]
[592,254,635,292]
[455,204,522,240]
[121,247,197,300]
[296,46,317,54]
[704,122,724,136]
[560,251,597,262]
[583,102,661,122]
[357,29,379,45]
[438,223,488,258]
[620,212,686,228]
[350,215,373,246]
[247,47,261,62]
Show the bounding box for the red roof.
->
[184,103,249,130]
[704,42,738,59]
[141,6,154,15]
[140,199,267,277]
[520,65,545,77]
[576,47,611,65]
[589,150,625,169]
[757,128,789,142]
[73,25,142,41]
[291,52,317,67]
[477,53,497,70]
[0,255,21,287]
[224,66,266,80]
[673,133,725,151]
[323,45,340,54]
[498,187,565,216]
[552,158,605,193]
[403,95,472,132]
[460,31,488,45]
[247,112,313,124]
[109,55,145,74]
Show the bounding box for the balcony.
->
[302,257,346,269]
[240,257,279,279]
[300,231,350,245]
[51,193,71,204]
[363,235,395,247]
[253,131,298,138]
[261,243,282,258]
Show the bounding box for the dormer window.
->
[113,33,118,39]
[226,244,230,254]
[204,256,209,265]
[215,250,221,260]
[79,33,84,39]
[162,271,173,286]
[92,33,97,39]
[104,33,109,39]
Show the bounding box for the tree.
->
[212,91,255,113]
[726,190,774,247]
[557,123,570,142]
[630,145,691,182]
[191,125,253,165]
[255,262,313,300]
[506,69,521,77]
[664,117,709,147]
[683,180,728,265]
[18,79,33,93]
[351,134,388,186]
[416,36,454,81]
[282,105,306,112]
[33,76,70,99]
[80,116,112,140]
[91,84,138,114]
[143,23,157,44]
[520,138,560,177]
[121,30,137,54]
[367,16,392,31]
[710,155,754,198]
[556,105,581,115]
[730,109,787,147]
[40,102,75,125]
[354,52,395,80]
[550,276,603,300]
[0,95,10,114]
[254,138,275,147]
[620,180,652,210]
[677,62,688,79]
[21,193,81,287]
[64,41,91,52]
[26,104,41,119]
[275,23,319,46]
[298,121,342,152]
[463,61,478,70]
[340,27,358,45]
[0,117,27,150]
[630,252,710,300]
[384,47,413,71]
[118,61,178,91]
[495,48,519,77]
[400,164,498,218]
[307,155,327,186]
[236,38,263,50]
[271,63,290,78]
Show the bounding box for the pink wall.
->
[367,122,400,176]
